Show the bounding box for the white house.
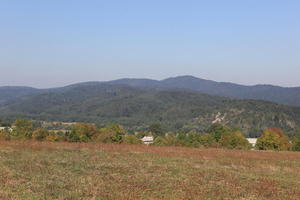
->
[246,138,257,148]
[141,136,154,145]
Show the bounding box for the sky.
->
[0,0,299,88]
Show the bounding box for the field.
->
[0,142,300,200]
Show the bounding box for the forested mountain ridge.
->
[0,83,299,137]
[106,76,300,106]
[0,86,40,104]
[1,75,300,106]
[60,75,300,106]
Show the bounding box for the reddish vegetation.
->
[0,141,300,200]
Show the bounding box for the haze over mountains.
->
[0,75,299,137]
[1,75,300,106]
[107,76,300,106]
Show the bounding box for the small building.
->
[141,136,154,145]
[247,138,257,148]
[0,127,13,132]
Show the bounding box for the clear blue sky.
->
[0,0,299,88]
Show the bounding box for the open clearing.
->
[0,141,300,200]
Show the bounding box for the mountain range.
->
[0,75,299,137]
[1,75,300,106]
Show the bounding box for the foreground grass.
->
[0,142,300,200]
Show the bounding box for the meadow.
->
[0,141,300,200]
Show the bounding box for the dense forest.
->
[0,83,300,138]
[2,76,300,105]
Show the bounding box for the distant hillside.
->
[0,86,40,104]
[106,76,300,106]
[1,75,299,106]
[0,84,299,137]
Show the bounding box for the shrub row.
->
[0,119,300,151]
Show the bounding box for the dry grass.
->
[0,141,300,200]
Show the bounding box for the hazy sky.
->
[1,0,299,88]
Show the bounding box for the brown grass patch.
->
[0,141,300,199]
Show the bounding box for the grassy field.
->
[0,142,300,200]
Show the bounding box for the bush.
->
[290,136,300,151]
[32,129,49,141]
[175,132,203,147]
[45,133,61,142]
[219,131,251,150]
[208,124,237,142]
[123,135,142,144]
[94,125,125,144]
[256,128,290,151]
[198,133,216,147]
[69,123,98,142]
[153,136,168,146]
[0,131,11,141]
[164,135,181,146]
[13,118,33,139]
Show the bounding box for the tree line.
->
[0,119,300,151]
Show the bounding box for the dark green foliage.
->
[208,124,246,148]
[171,132,214,148]
[1,84,300,137]
[0,86,39,103]
[184,132,203,148]
[208,124,235,142]
[149,123,165,136]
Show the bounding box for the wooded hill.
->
[0,80,299,137]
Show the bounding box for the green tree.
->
[290,136,300,151]
[208,124,234,142]
[219,131,251,150]
[109,124,125,143]
[256,128,290,151]
[94,124,125,144]
[13,118,33,139]
[185,132,202,148]
[198,133,216,147]
[69,123,98,142]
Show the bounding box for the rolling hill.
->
[0,82,299,137]
[1,75,300,106]
[0,86,40,104]
[106,76,300,106]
